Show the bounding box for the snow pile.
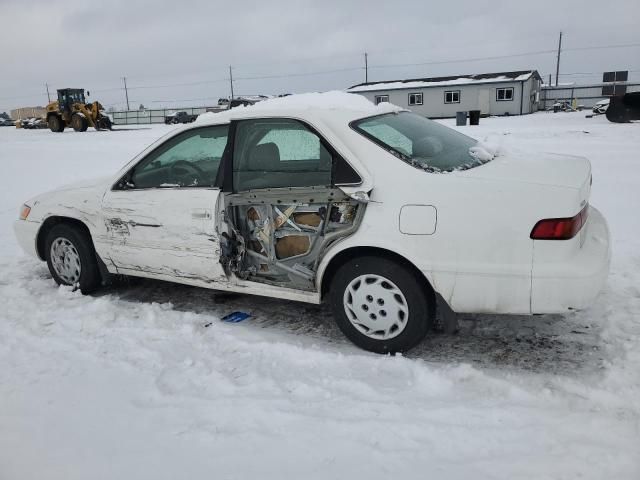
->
[468,139,502,162]
[196,90,401,123]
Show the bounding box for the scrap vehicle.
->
[592,99,610,115]
[46,88,112,132]
[13,93,611,354]
[164,111,198,124]
[217,96,269,109]
[20,117,48,129]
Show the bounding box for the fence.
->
[540,83,640,110]
[111,106,221,125]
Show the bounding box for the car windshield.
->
[352,111,491,173]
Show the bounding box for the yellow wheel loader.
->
[46,88,112,132]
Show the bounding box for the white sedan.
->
[14,93,611,353]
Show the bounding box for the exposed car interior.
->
[219,118,363,290]
[220,189,362,291]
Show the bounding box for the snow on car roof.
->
[196,90,402,125]
[348,70,538,93]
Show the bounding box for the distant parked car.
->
[18,118,34,128]
[592,99,610,115]
[21,118,48,129]
[164,111,197,124]
[218,96,269,109]
[13,94,610,354]
[0,118,15,126]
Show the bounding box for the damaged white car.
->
[14,93,611,353]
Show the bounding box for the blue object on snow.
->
[221,311,251,323]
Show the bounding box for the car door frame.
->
[216,116,364,195]
[211,115,369,292]
[97,123,231,283]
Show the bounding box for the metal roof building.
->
[347,70,543,118]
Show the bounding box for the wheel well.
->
[36,216,91,260]
[320,246,435,302]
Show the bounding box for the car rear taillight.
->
[530,204,589,240]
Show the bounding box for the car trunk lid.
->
[455,151,591,190]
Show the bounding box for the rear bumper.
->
[13,219,41,259]
[531,206,611,313]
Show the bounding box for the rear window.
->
[352,111,490,173]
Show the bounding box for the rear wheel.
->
[45,224,101,294]
[71,113,88,132]
[329,256,433,354]
[47,114,64,132]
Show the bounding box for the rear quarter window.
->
[352,111,490,173]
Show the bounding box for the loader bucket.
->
[606,92,640,123]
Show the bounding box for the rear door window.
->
[233,119,332,191]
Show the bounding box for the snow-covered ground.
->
[1,112,639,479]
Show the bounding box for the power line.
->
[234,66,362,81]
[563,42,640,52]
[559,68,640,77]
[126,79,228,90]
[367,49,557,71]
[90,86,128,93]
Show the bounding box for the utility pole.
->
[122,76,130,110]
[555,31,562,86]
[229,65,234,100]
[364,52,368,83]
[45,83,51,103]
[548,74,551,86]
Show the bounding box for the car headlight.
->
[19,204,31,220]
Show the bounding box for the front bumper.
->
[13,219,42,259]
[531,206,611,313]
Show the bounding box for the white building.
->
[347,70,542,118]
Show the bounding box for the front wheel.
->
[329,256,434,354]
[45,224,101,294]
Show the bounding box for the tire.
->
[71,114,88,132]
[329,256,434,354]
[45,224,101,294]
[48,114,64,132]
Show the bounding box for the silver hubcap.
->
[343,274,409,340]
[50,237,82,284]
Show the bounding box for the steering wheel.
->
[170,160,205,186]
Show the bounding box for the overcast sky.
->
[1,0,639,112]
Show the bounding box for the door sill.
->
[116,267,321,304]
